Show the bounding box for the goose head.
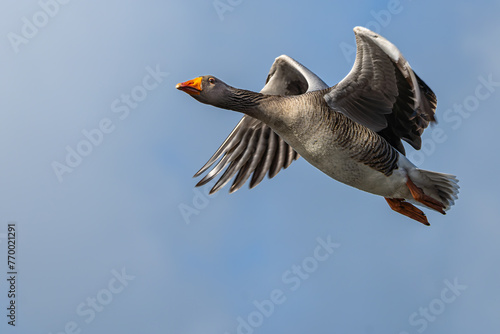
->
[176,75,233,107]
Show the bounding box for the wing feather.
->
[324,26,437,153]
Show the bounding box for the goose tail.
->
[407,169,460,212]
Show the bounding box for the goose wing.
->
[324,26,437,154]
[260,55,329,95]
[194,55,329,194]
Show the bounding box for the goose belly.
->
[283,132,409,198]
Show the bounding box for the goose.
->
[176,26,459,225]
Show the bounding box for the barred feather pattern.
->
[319,105,400,176]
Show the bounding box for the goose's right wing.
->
[194,115,299,194]
[194,55,328,194]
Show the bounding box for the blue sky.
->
[1,1,499,333]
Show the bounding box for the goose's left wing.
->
[324,27,437,154]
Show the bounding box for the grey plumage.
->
[176,26,458,225]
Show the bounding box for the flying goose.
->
[176,26,459,225]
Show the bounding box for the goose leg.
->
[406,178,446,214]
[385,197,430,226]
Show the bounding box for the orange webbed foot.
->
[385,197,430,226]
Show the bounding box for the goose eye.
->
[208,78,215,84]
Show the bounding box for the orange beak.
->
[176,77,202,95]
